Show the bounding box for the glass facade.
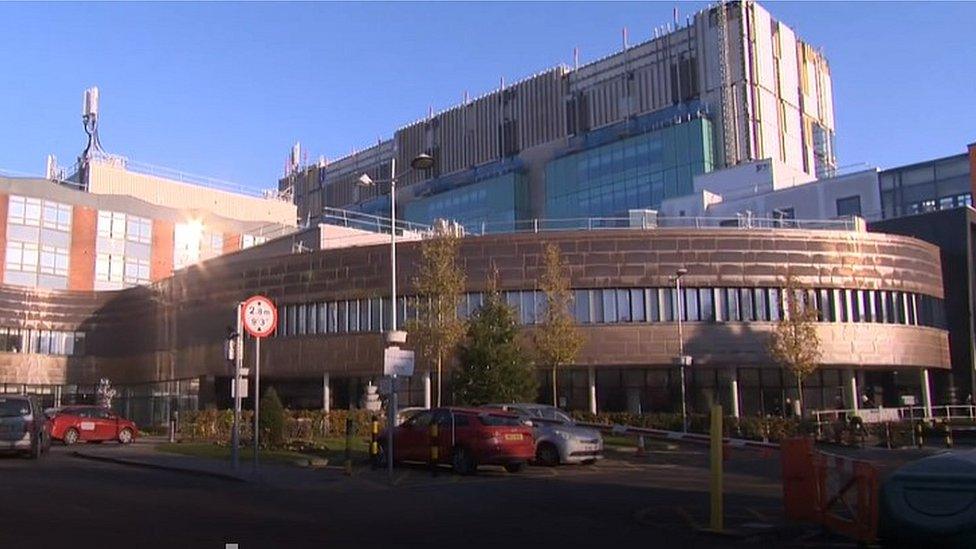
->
[403,171,529,230]
[880,154,972,219]
[545,118,714,218]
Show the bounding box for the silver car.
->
[0,395,51,459]
[488,403,603,466]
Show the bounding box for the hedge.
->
[178,409,386,443]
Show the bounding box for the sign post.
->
[231,302,243,471]
[383,341,413,481]
[240,295,278,475]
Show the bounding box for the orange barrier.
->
[781,437,879,543]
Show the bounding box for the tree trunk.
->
[436,353,443,408]
[552,366,558,407]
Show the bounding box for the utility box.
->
[879,449,976,547]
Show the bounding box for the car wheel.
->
[451,446,476,476]
[63,428,79,446]
[118,428,134,445]
[535,442,560,466]
[504,462,525,473]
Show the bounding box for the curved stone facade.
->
[0,227,951,415]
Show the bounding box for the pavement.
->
[0,437,856,549]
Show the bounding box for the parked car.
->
[378,407,534,474]
[395,406,426,426]
[0,395,52,459]
[50,406,138,445]
[487,403,603,466]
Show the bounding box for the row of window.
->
[6,241,69,276]
[0,327,86,356]
[97,211,152,244]
[95,254,150,284]
[275,287,945,337]
[8,196,73,232]
[902,193,972,216]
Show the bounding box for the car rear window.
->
[478,414,522,427]
[0,398,30,418]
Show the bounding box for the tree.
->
[259,387,285,449]
[766,278,823,417]
[409,222,467,406]
[454,269,538,405]
[533,243,583,407]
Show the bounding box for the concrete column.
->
[844,369,859,412]
[322,373,330,413]
[730,368,740,419]
[587,366,597,414]
[921,368,933,419]
[423,371,432,409]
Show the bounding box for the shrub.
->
[259,388,286,449]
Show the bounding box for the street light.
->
[670,267,691,433]
[357,152,434,481]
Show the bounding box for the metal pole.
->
[253,336,261,473]
[388,156,398,483]
[390,156,397,333]
[709,404,724,532]
[232,302,242,471]
[677,275,688,432]
[388,373,397,481]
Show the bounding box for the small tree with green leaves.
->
[454,269,538,405]
[533,242,583,407]
[766,279,823,417]
[259,387,286,449]
[409,222,467,406]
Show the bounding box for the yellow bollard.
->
[429,423,439,477]
[370,416,379,469]
[710,404,724,533]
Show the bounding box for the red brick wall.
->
[150,219,174,282]
[222,232,241,254]
[68,206,96,291]
[0,194,7,282]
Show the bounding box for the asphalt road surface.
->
[0,443,830,549]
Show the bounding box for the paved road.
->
[0,441,833,549]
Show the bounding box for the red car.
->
[379,407,535,474]
[49,406,138,445]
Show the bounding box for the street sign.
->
[383,347,415,377]
[231,378,249,398]
[241,295,278,338]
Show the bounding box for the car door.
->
[93,408,117,441]
[397,410,431,461]
[75,408,99,441]
[432,410,454,464]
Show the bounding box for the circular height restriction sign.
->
[241,295,278,338]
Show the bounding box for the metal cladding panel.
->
[513,68,567,150]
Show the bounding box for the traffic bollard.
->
[709,404,724,533]
[915,421,925,448]
[370,416,379,469]
[943,420,953,449]
[429,423,439,477]
[344,416,353,476]
[884,422,892,449]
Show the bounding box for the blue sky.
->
[0,2,973,190]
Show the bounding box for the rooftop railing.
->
[318,207,862,238]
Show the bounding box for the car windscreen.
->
[478,414,522,426]
[0,398,29,418]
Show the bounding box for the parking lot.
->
[0,439,843,549]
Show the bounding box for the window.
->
[39,245,69,276]
[97,211,127,239]
[631,289,645,322]
[684,288,699,321]
[6,241,39,272]
[602,290,617,323]
[122,258,150,284]
[836,195,862,217]
[616,289,631,322]
[41,201,72,231]
[725,288,740,321]
[241,234,268,249]
[95,254,124,282]
[126,216,152,243]
[699,289,714,322]
[8,196,42,226]
[574,290,591,324]
[210,233,224,252]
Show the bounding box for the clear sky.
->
[0,1,973,191]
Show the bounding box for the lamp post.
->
[671,267,690,433]
[358,152,434,481]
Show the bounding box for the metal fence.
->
[812,405,976,424]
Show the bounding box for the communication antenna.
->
[81,87,106,161]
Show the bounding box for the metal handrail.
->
[812,405,976,423]
[320,207,430,235]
